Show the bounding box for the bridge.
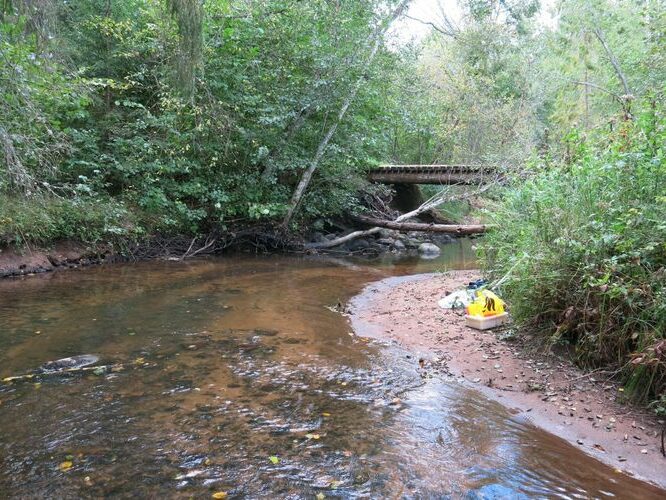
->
[367,164,497,185]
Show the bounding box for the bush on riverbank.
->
[0,196,142,247]
[481,117,666,405]
[0,1,412,248]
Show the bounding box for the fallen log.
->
[305,227,382,249]
[351,214,488,235]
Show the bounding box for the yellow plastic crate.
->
[465,312,509,330]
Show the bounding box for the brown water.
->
[0,242,663,498]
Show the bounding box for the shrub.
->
[481,119,666,403]
[0,195,141,248]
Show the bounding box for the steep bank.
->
[349,271,666,489]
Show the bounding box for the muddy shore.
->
[349,270,666,490]
[0,242,120,278]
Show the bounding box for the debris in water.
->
[39,355,99,374]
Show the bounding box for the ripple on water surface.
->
[0,249,663,498]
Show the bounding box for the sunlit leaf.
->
[58,461,73,472]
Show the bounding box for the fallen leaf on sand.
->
[58,461,73,472]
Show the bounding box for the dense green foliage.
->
[483,120,666,402]
[476,0,666,405]
[1,0,407,244]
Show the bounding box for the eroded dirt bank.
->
[349,270,666,490]
[0,242,119,278]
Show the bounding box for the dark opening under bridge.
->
[368,164,498,185]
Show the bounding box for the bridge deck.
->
[368,164,497,185]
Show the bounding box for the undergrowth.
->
[0,195,142,248]
[481,118,666,409]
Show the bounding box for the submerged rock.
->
[37,355,100,374]
[347,238,370,251]
[418,242,441,257]
[392,240,406,251]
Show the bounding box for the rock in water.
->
[38,355,99,374]
[392,240,406,251]
[418,242,441,257]
[347,238,370,251]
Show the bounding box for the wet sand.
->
[349,270,666,490]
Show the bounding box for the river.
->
[0,240,662,498]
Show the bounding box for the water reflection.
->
[0,245,662,498]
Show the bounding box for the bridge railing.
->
[368,164,500,185]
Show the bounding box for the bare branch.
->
[403,14,457,37]
[571,80,622,101]
[592,28,631,97]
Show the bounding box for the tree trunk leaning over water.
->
[281,0,412,228]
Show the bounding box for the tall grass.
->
[481,122,666,405]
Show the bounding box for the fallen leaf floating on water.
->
[305,433,321,440]
[316,494,325,499]
[211,492,227,499]
[58,461,73,472]
[268,456,279,465]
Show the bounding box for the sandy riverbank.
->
[349,270,666,490]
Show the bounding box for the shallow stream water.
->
[0,241,663,498]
